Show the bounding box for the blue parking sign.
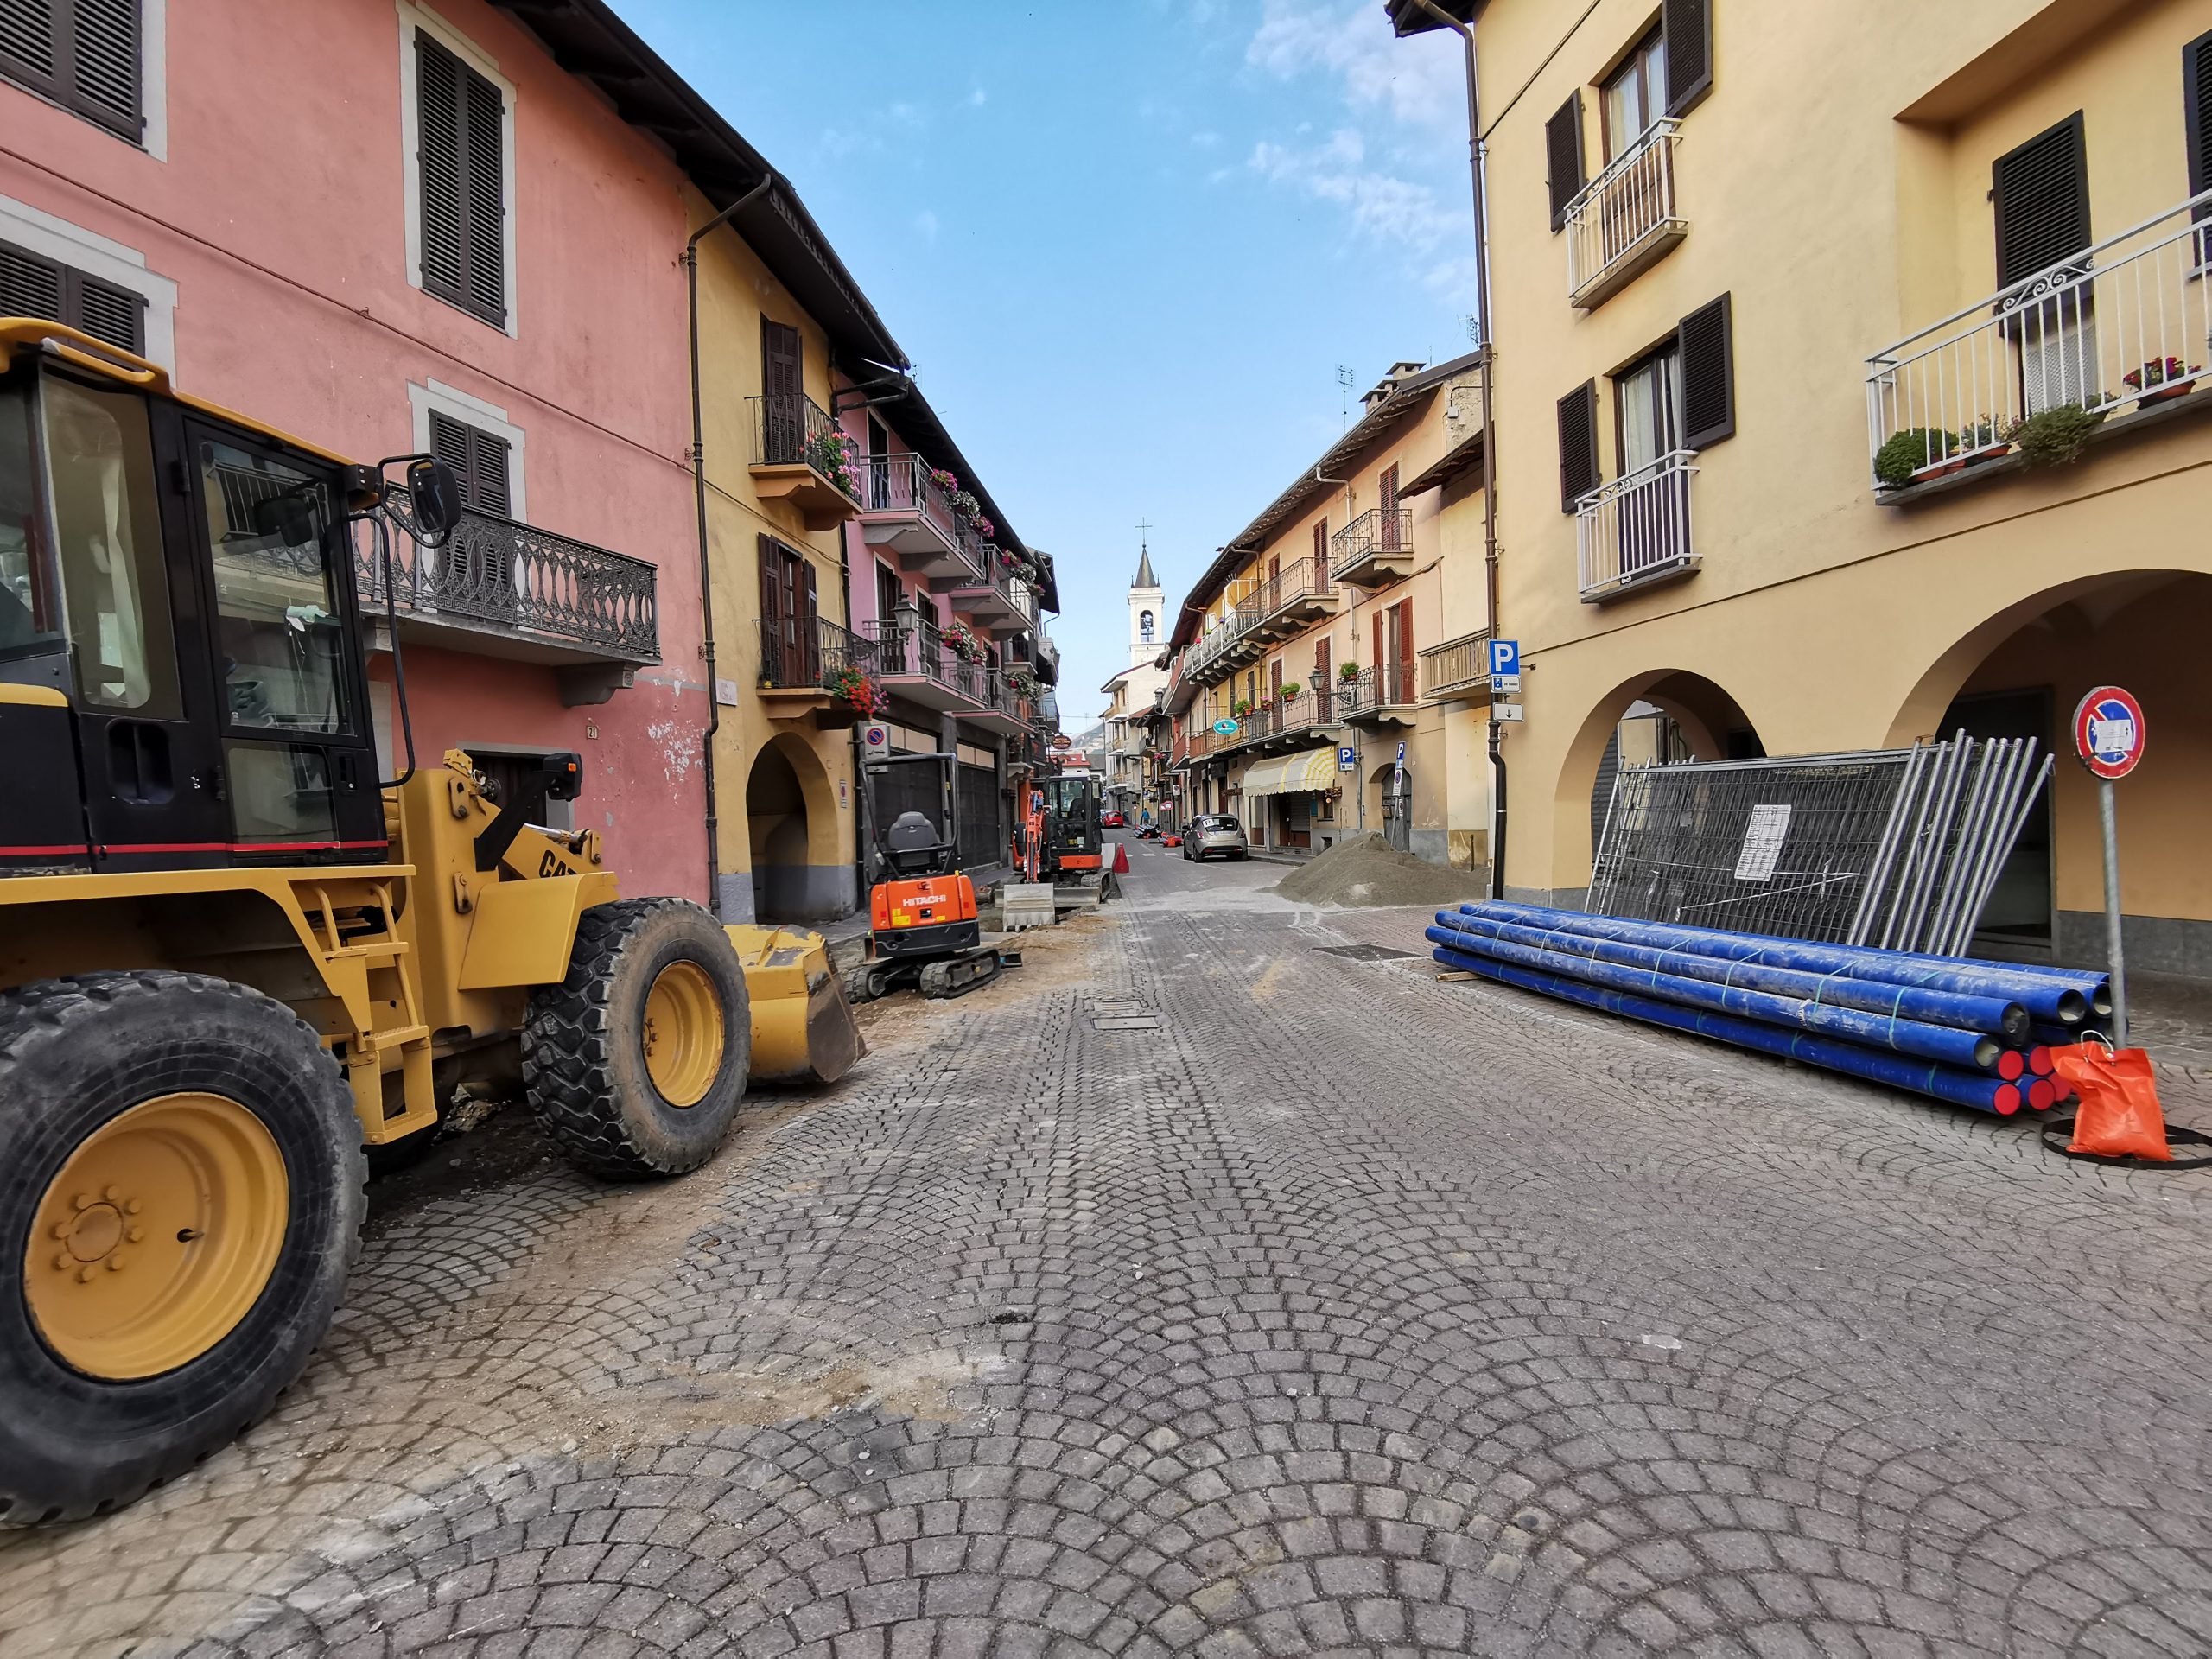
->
[1488,639,1520,677]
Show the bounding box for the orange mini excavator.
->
[845,752,1009,1001]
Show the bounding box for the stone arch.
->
[1548,669,1767,895]
[745,732,841,923]
[1882,569,2212,969]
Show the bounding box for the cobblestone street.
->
[7,838,2212,1657]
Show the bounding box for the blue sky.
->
[616,0,1475,725]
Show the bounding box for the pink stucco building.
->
[0,0,706,896]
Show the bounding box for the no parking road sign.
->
[2073,686,2145,779]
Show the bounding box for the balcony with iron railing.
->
[1329,506,1414,588]
[1419,630,1493,701]
[1218,684,1343,753]
[1575,450,1698,602]
[1866,188,2212,499]
[1245,556,1338,642]
[749,392,862,531]
[1567,118,1685,311]
[356,504,658,702]
[855,453,982,586]
[861,612,992,714]
[966,669,1038,737]
[1339,661,1419,726]
[950,545,1035,639]
[755,613,877,728]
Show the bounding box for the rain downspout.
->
[684,173,774,917]
[1410,0,1505,899]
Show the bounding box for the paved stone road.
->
[7,837,2212,1657]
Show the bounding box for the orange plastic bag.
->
[2048,1042,2171,1161]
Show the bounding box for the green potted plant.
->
[1872,427,1957,490]
[807,428,860,498]
[2001,402,2107,468]
[1957,418,2007,466]
[817,664,886,729]
[1338,660,1361,683]
[1232,699,1252,719]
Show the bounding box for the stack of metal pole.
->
[1427,902,2110,1116]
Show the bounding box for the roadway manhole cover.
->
[1313,944,1418,962]
[1093,1014,1163,1031]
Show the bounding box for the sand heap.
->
[1270,832,1492,908]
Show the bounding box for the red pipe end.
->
[1995,1049,2025,1081]
[2026,1077,2056,1111]
[2026,1045,2055,1077]
[1993,1084,2021,1116]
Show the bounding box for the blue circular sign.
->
[1211,718,1240,735]
[2072,686,2145,779]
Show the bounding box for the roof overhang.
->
[1384,0,1482,38]
[1398,428,1486,498]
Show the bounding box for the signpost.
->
[1211,718,1240,736]
[1050,732,1071,750]
[1338,746,1356,773]
[1393,739,1407,787]
[2073,685,2145,1046]
[860,722,890,755]
[1489,639,1522,702]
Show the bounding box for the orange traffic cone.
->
[1111,840,1130,875]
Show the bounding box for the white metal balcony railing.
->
[1575,449,1698,601]
[1867,189,2212,491]
[1566,118,1683,309]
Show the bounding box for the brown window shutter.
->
[0,0,142,141]
[761,319,802,398]
[1662,0,1713,118]
[416,31,505,327]
[1993,112,2089,289]
[1545,93,1585,232]
[1556,380,1599,512]
[2187,30,2212,195]
[1677,293,1735,450]
[428,410,509,518]
[0,236,143,353]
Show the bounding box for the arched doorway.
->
[1366,760,1413,852]
[746,734,841,924]
[1885,570,2210,969]
[1552,669,1767,896]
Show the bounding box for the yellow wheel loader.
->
[0,320,862,1522]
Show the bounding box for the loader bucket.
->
[724,924,866,1084]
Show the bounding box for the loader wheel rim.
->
[642,959,725,1108]
[25,1093,289,1380]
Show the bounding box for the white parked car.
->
[1181,815,1249,861]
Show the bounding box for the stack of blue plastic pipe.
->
[1426,902,2113,1116]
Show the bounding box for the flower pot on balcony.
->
[2138,377,2199,407]
[1911,458,1966,482]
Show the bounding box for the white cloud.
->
[1190,129,1222,149]
[1246,129,1455,253]
[1246,0,1460,135]
[968,87,988,107]
[915,209,940,241]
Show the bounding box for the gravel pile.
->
[1271,832,1492,908]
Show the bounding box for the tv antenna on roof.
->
[1335,365,1355,429]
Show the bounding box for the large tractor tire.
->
[0,973,364,1525]
[524,899,751,1180]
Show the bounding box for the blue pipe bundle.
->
[1427,902,2109,1117]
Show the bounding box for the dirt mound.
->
[1271,832,1491,908]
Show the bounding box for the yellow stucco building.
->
[1393,0,2212,974]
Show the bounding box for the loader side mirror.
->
[250,491,318,548]
[406,458,464,549]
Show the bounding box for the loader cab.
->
[1039,769,1102,869]
[0,327,386,874]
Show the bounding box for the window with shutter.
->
[1993,112,2089,289]
[0,235,144,352]
[1662,0,1713,118]
[1545,93,1586,232]
[426,410,511,519]
[1557,381,1599,512]
[0,0,141,141]
[415,29,507,327]
[2186,31,2212,197]
[1677,293,1734,450]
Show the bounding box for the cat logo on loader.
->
[0,320,862,1523]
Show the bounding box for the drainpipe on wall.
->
[1409,0,1505,899]
[684,173,775,918]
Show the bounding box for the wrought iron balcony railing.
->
[357,505,659,663]
[1229,684,1338,747]
[1339,661,1418,715]
[1575,449,1697,601]
[1420,630,1492,699]
[1866,188,2212,494]
[1566,118,1685,310]
[757,612,874,690]
[747,391,860,499]
[859,452,963,537]
[1328,506,1412,580]
[862,613,991,705]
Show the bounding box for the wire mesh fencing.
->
[1587,734,2052,952]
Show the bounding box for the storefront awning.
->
[1242,747,1340,798]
